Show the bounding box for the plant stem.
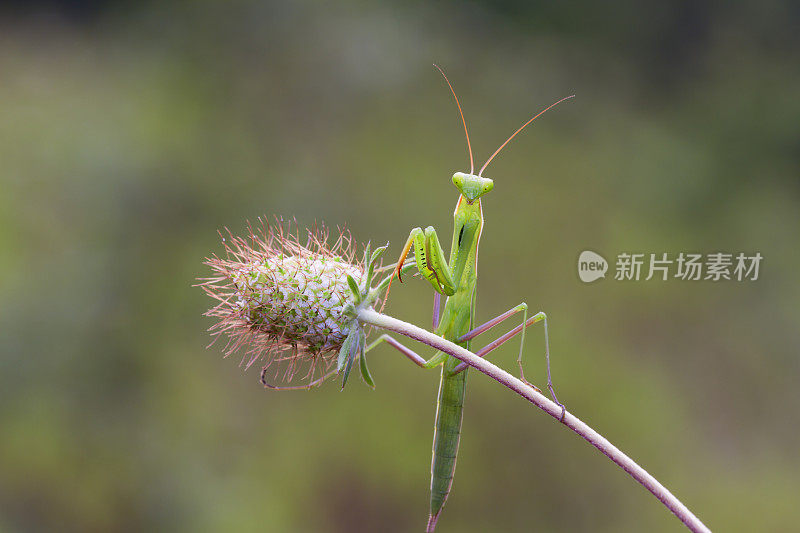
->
[357,308,711,533]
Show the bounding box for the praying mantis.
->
[204,65,712,533]
[253,66,573,531]
[365,66,574,531]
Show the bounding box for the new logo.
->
[578,250,608,283]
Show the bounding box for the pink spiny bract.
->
[198,218,365,384]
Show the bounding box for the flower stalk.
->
[356,307,712,533]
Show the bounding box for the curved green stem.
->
[357,308,711,533]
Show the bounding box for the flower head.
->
[198,218,372,385]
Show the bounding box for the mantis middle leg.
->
[365,334,447,369]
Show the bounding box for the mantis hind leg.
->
[519,312,565,421]
[454,304,566,421]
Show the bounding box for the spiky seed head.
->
[198,218,367,384]
[234,254,363,349]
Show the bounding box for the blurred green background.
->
[1,1,798,532]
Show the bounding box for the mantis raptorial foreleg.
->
[396,227,456,297]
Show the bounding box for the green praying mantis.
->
[203,63,711,533]
[260,66,573,531]
[364,66,574,531]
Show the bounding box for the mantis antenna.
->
[434,64,474,175]
[478,94,575,177]
[381,65,476,312]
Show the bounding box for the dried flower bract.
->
[198,218,365,384]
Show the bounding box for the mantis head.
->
[452,172,493,202]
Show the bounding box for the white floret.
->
[232,254,363,349]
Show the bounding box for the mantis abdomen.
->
[430,356,467,524]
